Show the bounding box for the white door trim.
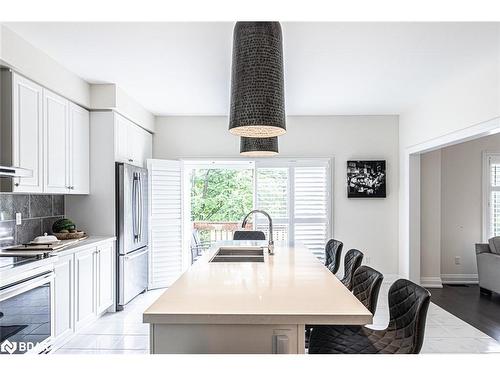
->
[402,116,500,282]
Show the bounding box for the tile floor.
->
[54,289,164,355]
[54,283,500,354]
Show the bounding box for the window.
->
[255,167,289,244]
[183,158,332,262]
[255,159,332,261]
[483,153,500,240]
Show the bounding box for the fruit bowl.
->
[53,231,86,240]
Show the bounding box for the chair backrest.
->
[233,230,266,241]
[352,265,383,314]
[386,279,431,354]
[325,239,343,274]
[341,249,364,290]
[191,230,201,264]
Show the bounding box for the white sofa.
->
[475,237,500,295]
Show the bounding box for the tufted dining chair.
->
[309,279,431,354]
[325,239,343,274]
[351,266,383,314]
[340,249,364,290]
[233,230,266,241]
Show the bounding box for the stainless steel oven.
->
[0,270,54,354]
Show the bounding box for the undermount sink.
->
[210,256,264,263]
[216,247,264,256]
[209,246,265,263]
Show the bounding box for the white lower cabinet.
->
[53,240,116,348]
[96,242,115,315]
[74,247,96,330]
[53,253,74,343]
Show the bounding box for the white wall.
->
[90,84,155,133]
[399,45,500,279]
[0,25,90,107]
[420,149,442,287]
[420,134,500,284]
[441,134,500,282]
[154,115,400,276]
[1,25,155,132]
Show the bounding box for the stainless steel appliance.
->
[116,163,149,310]
[0,254,54,354]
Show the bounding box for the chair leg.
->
[480,287,492,296]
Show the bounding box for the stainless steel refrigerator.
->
[116,162,149,310]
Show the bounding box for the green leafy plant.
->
[190,168,253,222]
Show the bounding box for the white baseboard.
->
[420,276,443,288]
[441,273,478,284]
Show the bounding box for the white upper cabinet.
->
[2,72,90,195]
[114,113,152,168]
[43,89,90,194]
[114,113,129,163]
[69,103,90,194]
[43,89,70,194]
[11,73,44,193]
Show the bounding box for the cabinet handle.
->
[14,183,19,187]
[128,159,134,162]
[272,335,290,354]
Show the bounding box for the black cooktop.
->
[0,254,48,272]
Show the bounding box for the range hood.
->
[0,165,33,178]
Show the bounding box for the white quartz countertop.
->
[143,241,373,325]
[51,235,115,254]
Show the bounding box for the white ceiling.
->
[4,22,499,116]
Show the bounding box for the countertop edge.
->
[143,313,373,326]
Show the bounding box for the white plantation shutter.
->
[148,159,183,289]
[484,154,500,240]
[255,160,332,261]
[294,166,330,261]
[255,167,289,243]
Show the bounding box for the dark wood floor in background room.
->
[429,285,500,342]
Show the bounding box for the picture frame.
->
[347,160,386,198]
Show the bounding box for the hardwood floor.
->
[429,285,500,342]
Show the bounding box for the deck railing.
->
[192,221,288,244]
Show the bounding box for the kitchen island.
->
[143,241,372,354]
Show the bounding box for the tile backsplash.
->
[0,194,65,247]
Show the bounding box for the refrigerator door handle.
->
[139,173,143,242]
[137,173,141,242]
[124,247,148,260]
[132,172,139,241]
[136,173,141,241]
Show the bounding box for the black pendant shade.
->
[240,137,278,156]
[229,22,286,138]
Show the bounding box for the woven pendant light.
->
[240,137,278,156]
[229,22,286,138]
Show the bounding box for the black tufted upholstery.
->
[309,279,431,354]
[306,265,382,349]
[325,239,343,274]
[233,230,266,240]
[340,249,364,290]
[352,266,383,314]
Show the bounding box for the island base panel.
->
[150,323,305,354]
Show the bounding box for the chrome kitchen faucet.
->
[241,210,274,255]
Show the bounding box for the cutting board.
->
[4,237,89,252]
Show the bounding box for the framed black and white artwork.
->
[347,160,386,198]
